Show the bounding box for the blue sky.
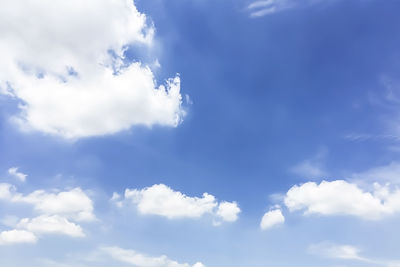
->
[1,0,400,266]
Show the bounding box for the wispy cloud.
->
[308,242,400,266]
[290,148,328,179]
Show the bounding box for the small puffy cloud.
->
[260,209,285,230]
[0,0,184,139]
[102,246,206,267]
[8,167,27,182]
[216,201,241,222]
[284,180,400,220]
[116,184,240,224]
[17,215,85,238]
[0,230,37,245]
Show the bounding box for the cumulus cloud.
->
[0,0,184,139]
[17,215,85,237]
[216,201,241,222]
[0,184,96,222]
[284,180,400,220]
[260,209,285,230]
[116,184,240,224]
[102,246,206,267]
[0,229,37,245]
[0,182,94,243]
[8,167,27,182]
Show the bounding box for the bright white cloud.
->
[102,246,206,267]
[13,187,95,222]
[0,229,37,245]
[119,184,240,224]
[260,209,285,230]
[216,201,241,222]
[0,182,94,242]
[8,167,27,182]
[284,180,400,220]
[0,0,184,139]
[17,215,85,237]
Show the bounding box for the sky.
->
[0,0,400,266]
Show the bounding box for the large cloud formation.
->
[0,0,184,138]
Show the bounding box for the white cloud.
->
[102,246,206,267]
[8,167,27,182]
[260,209,285,230]
[351,162,400,184]
[0,183,15,200]
[13,187,95,222]
[216,201,241,222]
[117,184,240,224]
[290,160,327,179]
[284,180,400,220]
[248,0,328,17]
[290,148,328,179]
[0,229,37,245]
[308,242,366,261]
[308,242,400,266]
[0,0,184,139]
[248,0,294,17]
[17,215,85,237]
[0,182,94,242]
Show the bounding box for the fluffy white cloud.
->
[118,184,240,224]
[5,186,95,222]
[17,215,85,237]
[0,183,94,241]
[0,229,37,245]
[0,0,184,139]
[216,201,241,222]
[8,167,27,182]
[284,180,400,220]
[260,209,285,230]
[102,246,206,267]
